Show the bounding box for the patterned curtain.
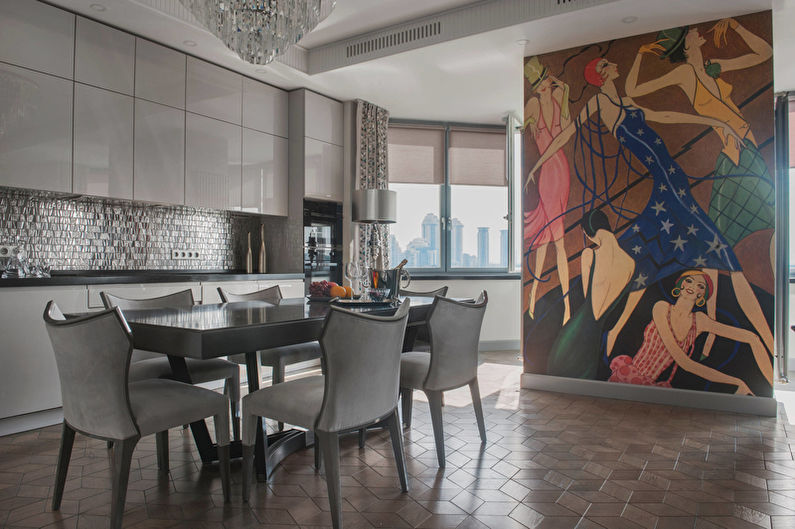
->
[355,99,390,269]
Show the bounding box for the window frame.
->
[389,118,520,277]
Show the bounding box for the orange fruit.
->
[343,285,353,298]
[329,285,347,298]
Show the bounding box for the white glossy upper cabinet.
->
[242,78,288,137]
[186,113,242,211]
[75,17,135,95]
[134,100,185,204]
[0,63,72,193]
[304,91,343,146]
[242,129,288,216]
[0,0,74,78]
[73,84,134,199]
[135,39,186,109]
[304,138,343,202]
[186,58,242,124]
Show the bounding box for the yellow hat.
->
[524,56,548,90]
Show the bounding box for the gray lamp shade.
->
[353,189,397,223]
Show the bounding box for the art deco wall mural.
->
[522,12,775,398]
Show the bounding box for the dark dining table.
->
[122,296,435,479]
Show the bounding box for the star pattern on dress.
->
[632,225,640,233]
[693,255,707,267]
[619,136,626,143]
[707,234,728,255]
[636,128,644,136]
[645,155,654,165]
[677,188,686,198]
[632,245,642,254]
[687,224,699,236]
[634,273,648,288]
[690,203,699,214]
[654,137,662,145]
[670,235,687,252]
[658,183,667,192]
[668,165,676,175]
[660,219,674,234]
[651,201,666,216]
[630,111,637,118]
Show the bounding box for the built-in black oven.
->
[303,200,343,294]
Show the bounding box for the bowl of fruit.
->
[308,281,353,302]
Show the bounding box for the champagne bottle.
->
[245,232,253,274]
[258,225,267,273]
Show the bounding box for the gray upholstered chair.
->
[101,289,241,440]
[401,286,449,351]
[400,292,488,467]
[241,300,412,529]
[44,302,231,529]
[218,285,322,431]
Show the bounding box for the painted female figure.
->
[620,20,774,358]
[608,270,771,392]
[523,57,572,324]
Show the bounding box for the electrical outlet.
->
[0,245,12,258]
[171,249,202,260]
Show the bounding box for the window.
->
[388,122,518,273]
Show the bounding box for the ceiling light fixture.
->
[89,3,106,11]
[516,39,529,46]
[255,68,268,73]
[183,40,197,47]
[179,0,336,65]
[622,16,638,24]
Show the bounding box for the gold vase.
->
[258,225,267,273]
[245,232,253,274]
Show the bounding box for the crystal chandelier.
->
[180,0,335,65]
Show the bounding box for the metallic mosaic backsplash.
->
[0,186,288,271]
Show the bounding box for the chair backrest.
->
[402,286,449,298]
[217,285,282,303]
[100,289,195,362]
[424,292,488,391]
[44,301,139,440]
[315,300,411,432]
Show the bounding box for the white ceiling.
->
[50,0,789,125]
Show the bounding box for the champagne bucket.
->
[368,268,411,299]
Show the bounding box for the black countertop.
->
[0,270,304,287]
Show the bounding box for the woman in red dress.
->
[608,270,770,393]
[524,57,572,324]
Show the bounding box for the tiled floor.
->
[2,353,795,529]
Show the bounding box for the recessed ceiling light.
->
[516,39,529,46]
[89,3,106,11]
[183,40,197,47]
[622,16,638,24]
[255,68,267,73]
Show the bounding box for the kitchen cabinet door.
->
[186,113,242,211]
[186,58,242,125]
[0,63,72,193]
[242,128,288,216]
[304,137,343,202]
[73,84,134,199]
[75,17,135,95]
[242,78,288,137]
[134,100,185,204]
[135,38,186,109]
[304,91,343,146]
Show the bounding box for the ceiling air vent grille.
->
[346,21,442,58]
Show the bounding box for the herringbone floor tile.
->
[2,353,795,528]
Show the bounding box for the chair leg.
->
[314,435,321,471]
[52,422,75,511]
[155,431,169,472]
[358,428,366,448]
[213,401,232,503]
[425,390,446,468]
[110,438,137,529]
[272,361,286,432]
[225,375,241,441]
[242,410,261,503]
[385,409,409,492]
[469,379,487,444]
[401,387,413,428]
[317,431,342,529]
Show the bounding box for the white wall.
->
[408,278,521,350]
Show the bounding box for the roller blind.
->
[387,125,445,184]
[790,102,795,168]
[449,128,506,186]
